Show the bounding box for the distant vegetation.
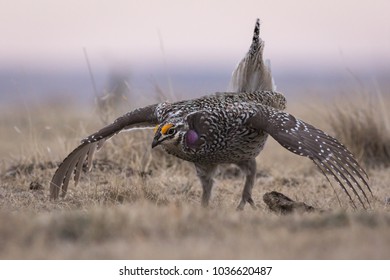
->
[328,89,390,168]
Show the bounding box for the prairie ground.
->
[0,95,389,259]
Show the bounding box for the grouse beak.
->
[151,132,161,148]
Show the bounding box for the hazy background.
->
[1,0,389,104]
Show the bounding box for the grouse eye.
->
[167,128,176,135]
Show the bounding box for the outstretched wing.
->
[247,105,372,209]
[50,104,158,199]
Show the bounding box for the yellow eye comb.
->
[161,123,173,135]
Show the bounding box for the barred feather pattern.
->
[229,18,275,92]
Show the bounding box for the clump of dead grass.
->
[328,88,390,168]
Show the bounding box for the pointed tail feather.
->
[229,18,275,92]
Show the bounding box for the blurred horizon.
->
[1,0,389,105]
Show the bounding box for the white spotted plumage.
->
[49,18,371,210]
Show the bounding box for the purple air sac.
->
[185,130,199,148]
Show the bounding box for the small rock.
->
[29,181,44,191]
[263,191,320,214]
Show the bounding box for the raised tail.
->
[229,18,275,92]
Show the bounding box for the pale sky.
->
[1,0,389,72]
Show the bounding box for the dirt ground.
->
[0,96,389,259]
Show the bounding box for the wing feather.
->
[247,105,372,208]
[50,104,158,199]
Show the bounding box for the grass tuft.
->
[328,89,390,168]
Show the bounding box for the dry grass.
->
[328,89,390,167]
[1,205,390,259]
[0,94,390,260]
